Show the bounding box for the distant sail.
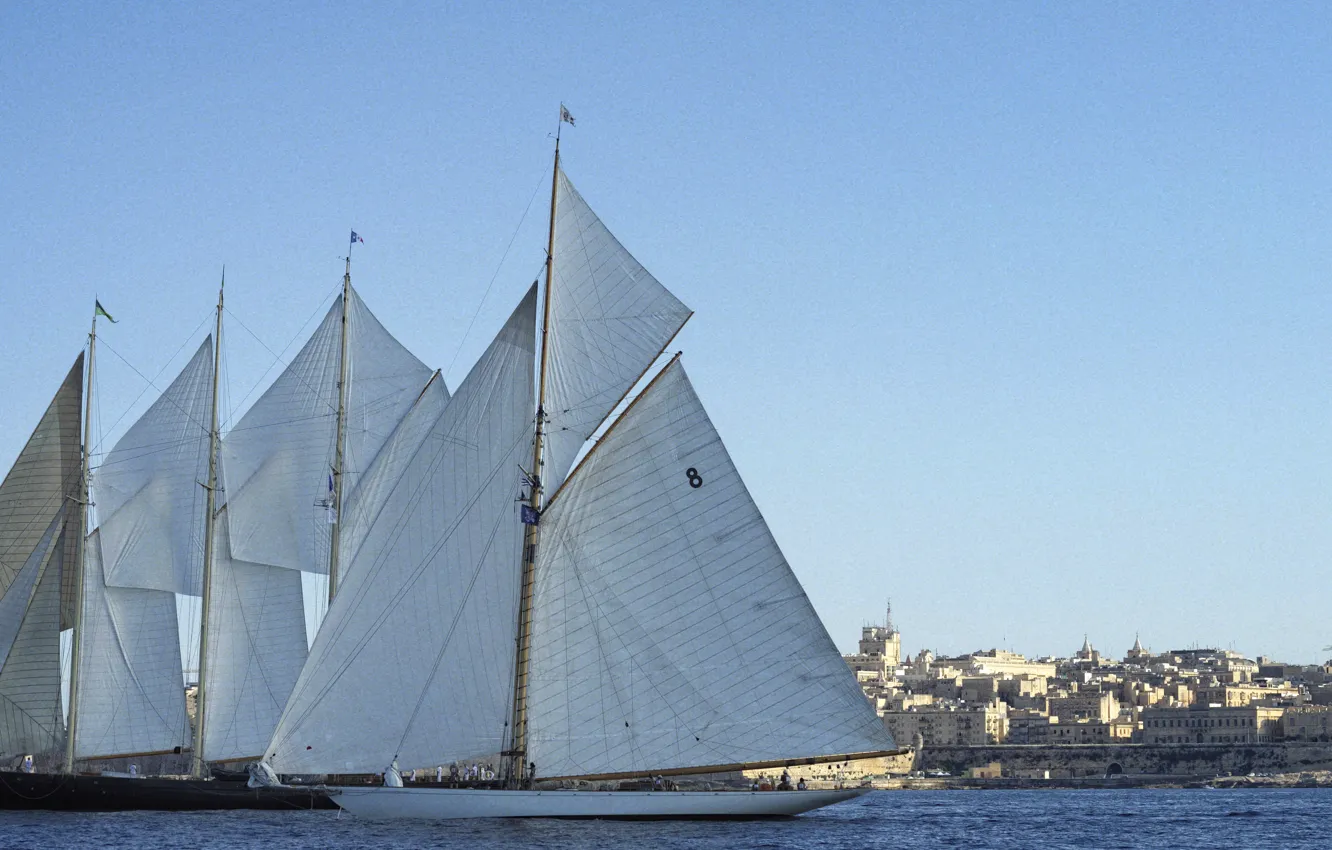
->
[528,360,895,777]
[96,339,213,595]
[222,287,433,574]
[0,354,83,628]
[74,530,188,759]
[0,511,66,758]
[266,286,536,774]
[200,506,308,763]
[541,169,691,493]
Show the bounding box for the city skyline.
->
[4,4,1332,662]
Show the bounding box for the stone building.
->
[1140,705,1283,744]
[1125,634,1151,663]
[1283,706,1332,741]
[881,700,1009,746]
[1194,683,1300,708]
[1049,691,1119,723]
[1028,717,1137,744]
[843,603,901,681]
[963,649,1058,679]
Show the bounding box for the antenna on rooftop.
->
[884,599,895,634]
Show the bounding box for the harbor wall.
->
[917,743,1332,777]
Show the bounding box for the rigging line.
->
[96,314,212,443]
[223,285,338,416]
[96,339,213,439]
[443,164,549,387]
[86,435,216,470]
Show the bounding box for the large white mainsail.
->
[202,287,436,763]
[527,360,895,778]
[541,169,692,493]
[265,286,536,775]
[0,355,83,759]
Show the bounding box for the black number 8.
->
[685,468,703,489]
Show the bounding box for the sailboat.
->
[1,260,430,810]
[258,118,900,819]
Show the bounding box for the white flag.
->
[560,105,575,127]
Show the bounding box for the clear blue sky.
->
[3,3,1331,663]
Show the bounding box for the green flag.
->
[94,300,117,323]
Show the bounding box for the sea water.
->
[2,789,1328,849]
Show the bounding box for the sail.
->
[266,286,536,775]
[222,287,433,574]
[527,360,895,777]
[75,530,189,758]
[0,354,83,627]
[0,514,60,672]
[541,169,692,493]
[0,512,66,757]
[200,507,308,763]
[339,373,451,570]
[95,339,213,595]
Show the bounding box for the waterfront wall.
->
[917,743,1332,777]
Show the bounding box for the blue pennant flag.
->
[521,505,540,526]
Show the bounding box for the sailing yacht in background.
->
[0,254,433,809]
[0,354,82,767]
[262,113,899,819]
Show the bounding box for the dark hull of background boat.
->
[0,770,336,811]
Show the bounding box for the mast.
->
[507,120,561,784]
[327,253,352,602]
[192,273,225,778]
[63,306,99,773]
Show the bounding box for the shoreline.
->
[863,770,1332,791]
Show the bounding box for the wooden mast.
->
[192,272,225,778]
[327,252,352,602]
[63,305,99,773]
[506,114,561,785]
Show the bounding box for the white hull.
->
[332,786,870,820]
